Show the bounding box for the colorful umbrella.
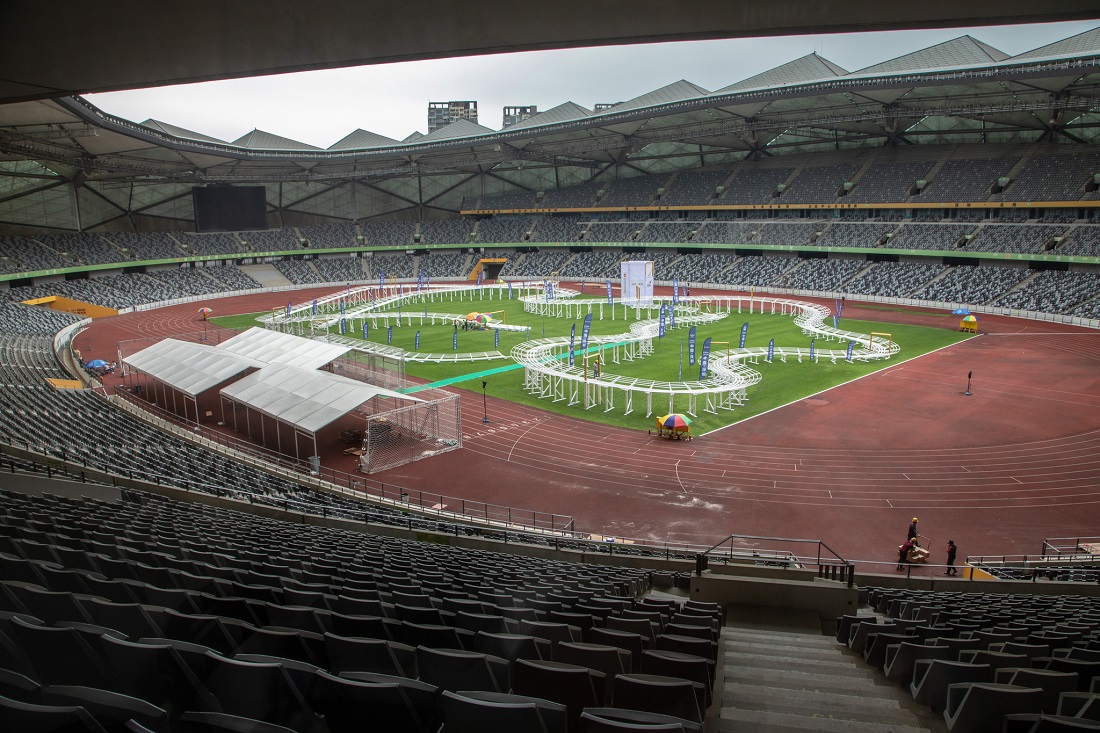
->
[198,307,213,314]
[657,413,692,430]
[465,312,481,320]
[476,313,491,324]
[86,359,108,369]
[962,314,979,322]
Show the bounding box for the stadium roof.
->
[1,27,1098,229]
[2,2,1095,106]
[718,54,848,93]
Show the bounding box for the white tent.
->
[218,326,348,370]
[122,338,266,421]
[219,362,421,459]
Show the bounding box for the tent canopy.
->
[220,362,421,435]
[219,327,348,370]
[123,338,266,398]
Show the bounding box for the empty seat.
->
[911,660,994,712]
[883,643,954,685]
[588,628,647,673]
[514,659,605,731]
[579,707,703,733]
[611,673,703,724]
[440,690,568,733]
[323,632,416,677]
[943,682,1044,733]
[996,667,1080,713]
[0,694,108,733]
[41,684,169,732]
[415,646,510,694]
[331,671,440,732]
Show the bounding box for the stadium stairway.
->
[238,262,293,287]
[719,623,943,733]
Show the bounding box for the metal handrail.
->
[109,386,575,534]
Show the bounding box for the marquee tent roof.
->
[218,327,349,370]
[219,362,421,435]
[122,338,266,398]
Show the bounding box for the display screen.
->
[193,186,268,232]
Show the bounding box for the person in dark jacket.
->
[945,540,958,576]
[897,539,913,570]
[907,517,919,541]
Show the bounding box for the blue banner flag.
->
[311,299,318,316]
[672,280,679,305]
[846,341,854,363]
[569,323,576,366]
[340,299,345,315]
[339,317,346,334]
[580,279,585,293]
[363,322,369,339]
[606,279,613,305]
[658,306,666,339]
[379,273,384,289]
[508,281,513,299]
[286,302,292,317]
[699,337,712,379]
[681,284,687,300]
[415,330,420,350]
[387,326,393,344]
[477,268,484,284]
[835,297,844,316]
[580,313,592,352]
[739,322,748,349]
[417,270,424,290]
[688,327,697,365]
[453,331,458,350]
[809,338,816,361]
[679,339,683,380]
[347,284,351,299]
[494,329,500,348]
[832,315,838,329]
[767,338,775,363]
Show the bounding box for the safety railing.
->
[697,533,854,587]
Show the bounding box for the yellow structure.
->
[468,258,507,281]
[960,315,978,333]
[22,295,117,319]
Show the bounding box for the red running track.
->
[75,289,1100,565]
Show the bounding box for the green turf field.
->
[211,292,970,435]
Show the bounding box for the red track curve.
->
[75,288,1100,564]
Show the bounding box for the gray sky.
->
[87,20,1098,149]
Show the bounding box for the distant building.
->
[427,101,478,133]
[502,105,538,128]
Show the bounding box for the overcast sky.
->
[86,20,1098,149]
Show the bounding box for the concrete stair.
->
[238,263,292,287]
[718,627,942,733]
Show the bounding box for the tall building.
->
[502,105,538,128]
[427,101,478,133]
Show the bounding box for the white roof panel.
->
[220,362,420,435]
[218,327,348,370]
[122,338,265,397]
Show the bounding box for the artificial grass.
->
[210,292,971,435]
